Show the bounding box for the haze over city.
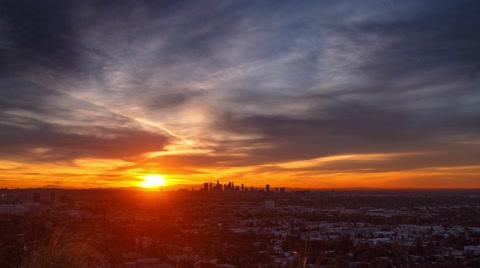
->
[1,0,480,189]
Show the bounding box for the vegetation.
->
[20,230,104,268]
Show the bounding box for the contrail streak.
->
[59,90,195,146]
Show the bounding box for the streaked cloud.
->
[1,0,480,188]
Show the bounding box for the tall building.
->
[266,184,270,192]
[203,183,209,192]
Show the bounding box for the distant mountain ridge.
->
[41,184,63,189]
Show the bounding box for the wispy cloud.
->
[1,0,480,188]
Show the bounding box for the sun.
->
[140,174,167,188]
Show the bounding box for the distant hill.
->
[41,184,63,189]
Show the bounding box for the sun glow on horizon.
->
[139,174,167,188]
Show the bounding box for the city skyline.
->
[1,1,480,189]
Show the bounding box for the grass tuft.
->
[20,229,105,268]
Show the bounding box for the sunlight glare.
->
[140,174,167,188]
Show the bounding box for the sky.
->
[1,0,480,189]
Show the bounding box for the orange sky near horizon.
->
[2,152,480,189]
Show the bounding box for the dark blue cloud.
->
[1,0,480,179]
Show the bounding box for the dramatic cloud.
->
[1,0,480,188]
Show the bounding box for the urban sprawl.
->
[1,184,480,267]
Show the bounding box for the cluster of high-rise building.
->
[203,180,285,193]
